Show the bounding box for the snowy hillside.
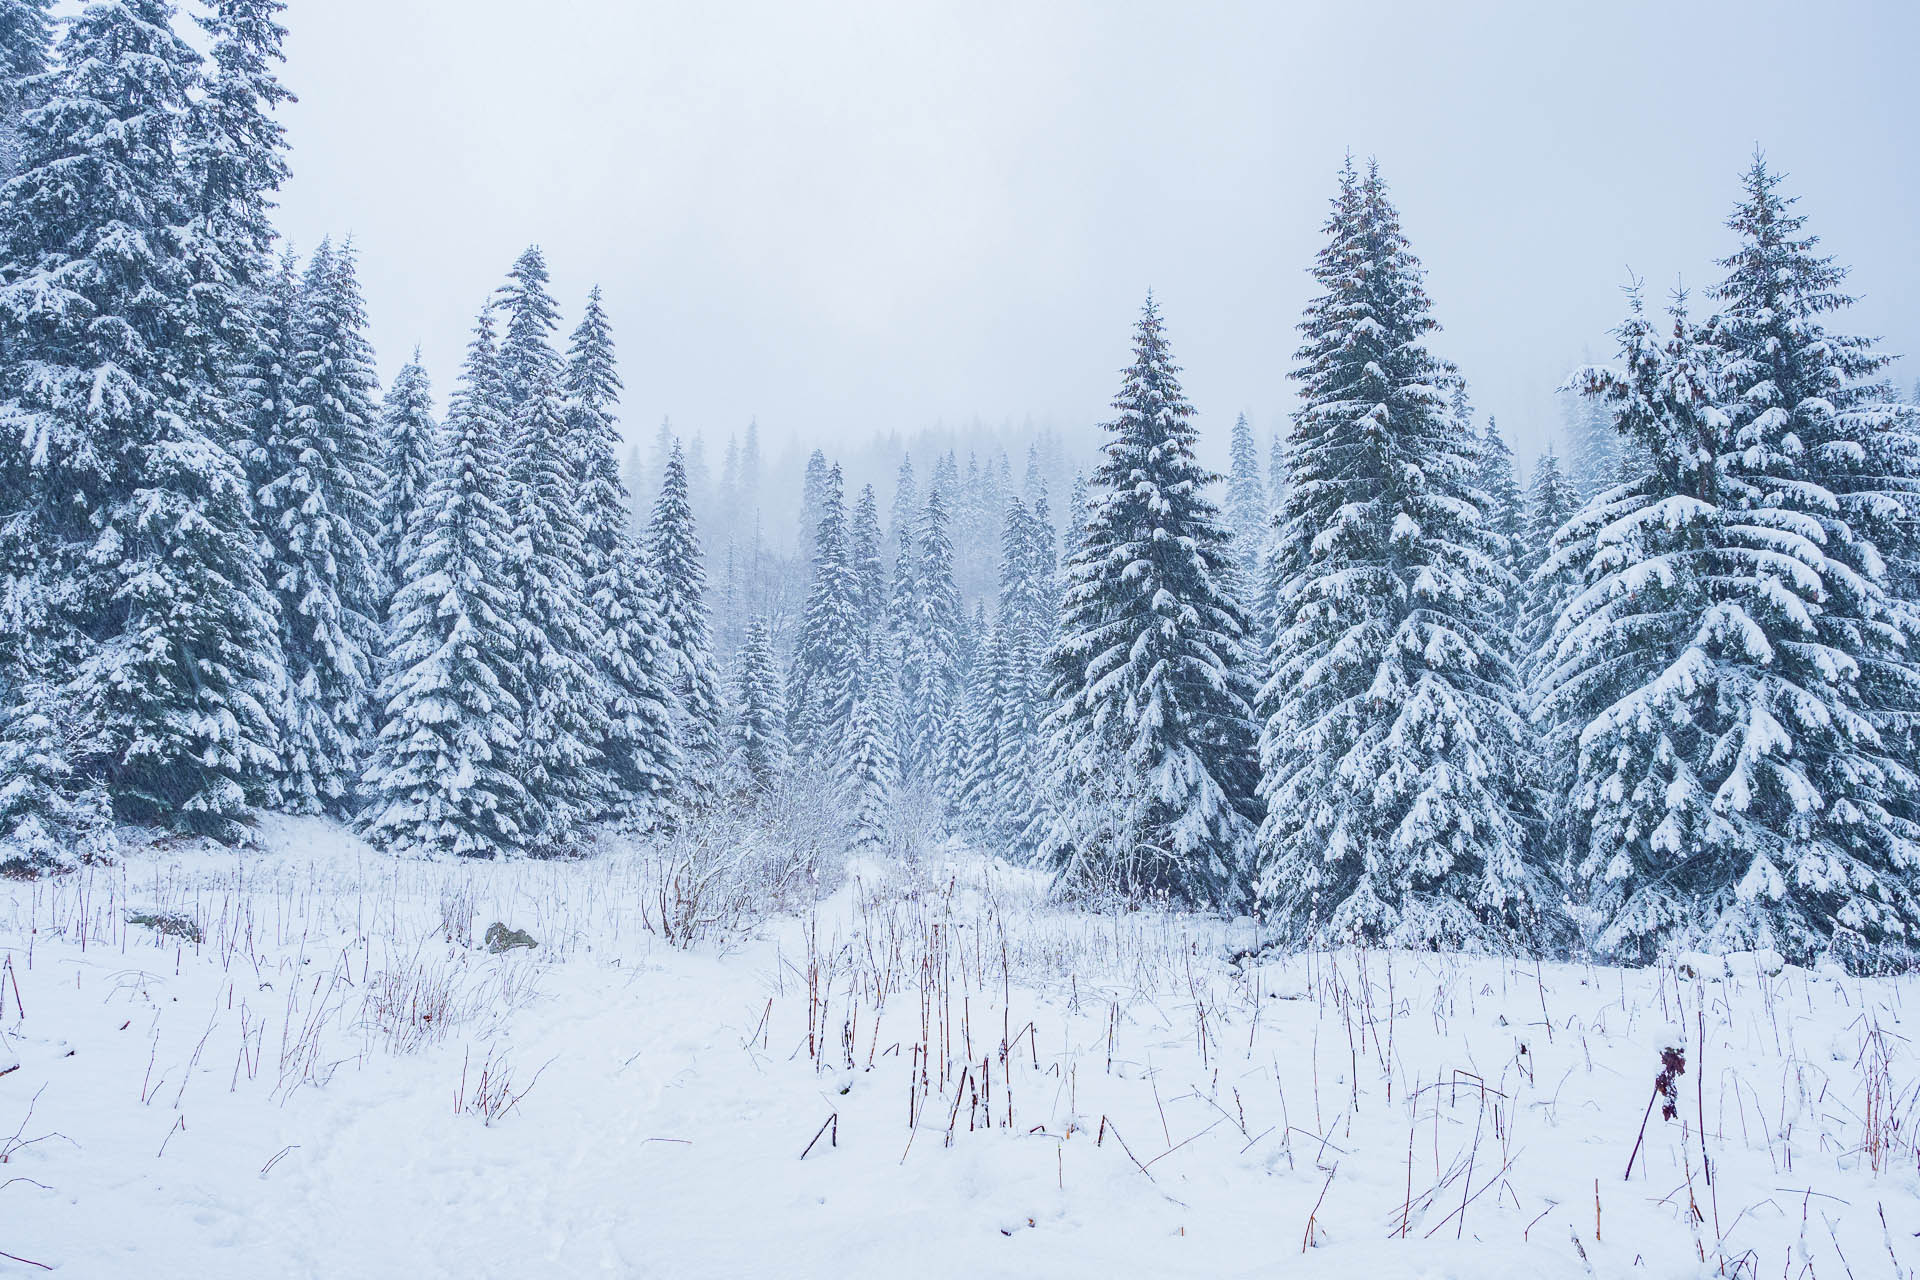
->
[1,821,1914,1278]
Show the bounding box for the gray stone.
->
[484,922,536,953]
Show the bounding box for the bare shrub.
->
[639,771,846,949]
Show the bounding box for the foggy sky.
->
[271,0,1918,473]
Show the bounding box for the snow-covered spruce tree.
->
[1023,443,1044,502]
[730,613,787,798]
[969,494,1056,837]
[362,310,527,858]
[1711,155,1920,856]
[175,2,293,707]
[255,237,384,815]
[1540,174,1920,968]
[1516,449,1580,681]
[889,454,919,565]
[930,450,959,508]
[1267,432,1287,516]
[897,488,964,794]
[567,285,678,825]
[648,444,726,813]
[0,0,281,840]
[375,350,436,606]
[180,0,290,266]
[953,612,1008,830]
[788,461,862,759]
[1256,162,1549,949]
[1225,412,1269,592]
[1515,447,1585,891]
[0,666,116,874]
[1033,295,1262,907]
[1478,418,1524,577]
[1006,490,1063,848]
[177,0,291,416]
[955,600,984,703]
[841,635,900,853]
[0,0,52,183]
[850,483,886,632]
[234,244,299,484]
[495,247,609,846]
[796,448,830,567]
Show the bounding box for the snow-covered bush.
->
[638,772,847,948]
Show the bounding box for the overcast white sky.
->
[271,0,1917,471]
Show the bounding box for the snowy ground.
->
[1,818,1916,1279]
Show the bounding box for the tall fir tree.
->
[1225,412,1269,592]
[648,444,726,813]
[1516,449,1580,680]
[0,0,281,840]
[1478,418,1524,574]
[896,489,964,793]
[963,494,1056,838]
[256,236,384,814]
[177,0,291,421]
[850,483,886,632]
[789,461,862,759]
[1267,432,1287,516]
[180,0,289,267]
[841,635,900,852]
[233,243,299,582]
[796,448,830,566]
[495,247,608,846]
[362,310,526,857]
[1034,296,1262,906]
[1712,155,1920,854]
[953,611,1009,828]
[566,285,678,825]
[1542,166,1920,967]
[931,451,960,508]
[375,349,436,605]
[889,453,919,566]
[729,613,787,798]
[1257,162,1548,949]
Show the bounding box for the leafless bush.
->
[887,780,949,865]
[639,773,847,949]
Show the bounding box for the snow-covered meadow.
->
[1,822,1915,1278]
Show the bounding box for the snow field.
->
[0,818,1916,1278]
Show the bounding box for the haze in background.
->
[271,0,1918,471]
